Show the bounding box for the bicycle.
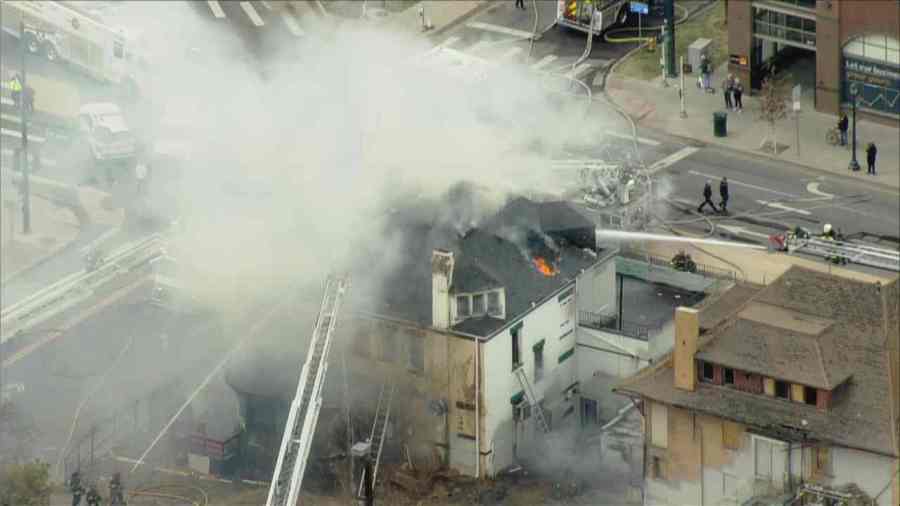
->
[825,127,840,146]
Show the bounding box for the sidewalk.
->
[606,63,900,190]
[382,0,490,38]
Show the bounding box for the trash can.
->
[713,111,727,137]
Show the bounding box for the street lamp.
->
[17,20,33,235]
[847,83,860,172]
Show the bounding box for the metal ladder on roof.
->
[357,382,396,498]
[788,236,900,271]
[266,275,349,506]
[514,366,550,433]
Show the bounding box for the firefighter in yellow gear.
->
[8,74,22,108]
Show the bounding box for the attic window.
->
[487,291,502,317]
[457,296,470,318]
[804,386,818,406]
[775,381,789,399]
[473,293,486,316]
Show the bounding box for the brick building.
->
[727,0,899,123]
[615,267,900,506]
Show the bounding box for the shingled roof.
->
[349,190,608,338]
[616,267,900,458]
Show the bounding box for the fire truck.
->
[0,0,149,98]
[557,0,631,34]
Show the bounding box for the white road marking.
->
[2,128,45,143]
[1,97,14,107]
[438,36,461,49]
[717,225,773,240]
[1,147,57,166]
[260,0,272,10]
[757,200,812,216]
[1,113,21,124]
[648,147,700,173]
[466,21,535,39]
[500,47,523,60]
[281,11,304,36]
[240,1,265,27]
[565,63,593,79]
[466,40,491,53]
[206,0,226,18]
[530,54,557,71]
[604,130,661,146]
[806,182,834,199]
[687,170,798,198]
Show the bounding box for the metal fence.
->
[618,247,740,283]
[578,310,666,341]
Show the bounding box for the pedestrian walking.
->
[723,74,734,110]
[733,78,744,112]
[838,113,849,146]
[515,0,525,9]
[70,471,84,506]
[697,180,718,213]
[699,55,711,91]
[719,177,729,214]
[866,142,877,175]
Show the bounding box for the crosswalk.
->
[202,0,309,37]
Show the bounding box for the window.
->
[755,438,773,478]
[472,293,486,316]
[775,380,789,399]
[702,362,715,381]
[582,398,599,425]
[722,421,742,450]
[650,402,668,449]
[457,295,470,318]
[381,332,396,362]
[813,446,832,476]
[487,291,502,316]
[533,343,544,383]
[724,368,735,385]
[804,386,817,406]
[408,335,424,372]
[113,39,124,58]
[652,456,666,480]
[511,324,522,369]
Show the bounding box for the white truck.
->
[0,0,149,98]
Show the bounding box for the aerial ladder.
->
[514,367,550,433]
[356,382,396,498]
[770,226,900,272]
[266,275,350,506]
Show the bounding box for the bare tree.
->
[757,74,788,155]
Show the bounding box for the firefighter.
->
[719,177,729,214]
[85,485,102,506]
[671,251,697,273]
[109,472,125,505]
[697,180,717,213]
[8,74,22,109]
[822,223,836,240]
[70,471,84,506]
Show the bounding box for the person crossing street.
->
[697,180,718,213]
[866,142,877,175]
[719,177,729,214]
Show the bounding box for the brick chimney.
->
[674,307,700,392]
[432,250,455,330]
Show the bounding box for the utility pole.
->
[679,55,687,118]
[664,0,676,79]
[18,20,32,235]
[848,84,860,172]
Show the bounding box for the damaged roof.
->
[616,267,900,458]
[350,191,607,339]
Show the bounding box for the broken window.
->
[533,341,544,383]
[487,291,502,317]
[775,380,789,399]
[408,335,424,372]
[724,368,735,385]
[512,324,522,370]
[457,295,470,318]
[702,362,715,382]
[804,386,817,406]
[472,293,486,316]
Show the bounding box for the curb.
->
[426,1,495,39]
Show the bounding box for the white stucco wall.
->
[576,257,617,317]
[830,447,896,506]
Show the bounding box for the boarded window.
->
[650,402,668,449]
[755,438,773,478]
[722,421,742,449]
[472,293,486,315]
[408,335,424,372]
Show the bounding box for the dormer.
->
[452,287,507,323]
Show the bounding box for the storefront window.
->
[770,0,816,9]
[843,35,900,116]
[752,7,816,47]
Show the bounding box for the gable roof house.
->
[342,189,619,478]
[614,267,900,506]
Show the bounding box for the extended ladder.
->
[514,367,550,433]
[788,237,899,271]
[267,275,349,506]
[357,382,396,498]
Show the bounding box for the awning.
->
[510,391,525,405]
[532,339,545,351]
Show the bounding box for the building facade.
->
[727,0,900,123]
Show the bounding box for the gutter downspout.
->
[475,335,480,478]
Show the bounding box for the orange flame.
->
[532,257,558,277]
